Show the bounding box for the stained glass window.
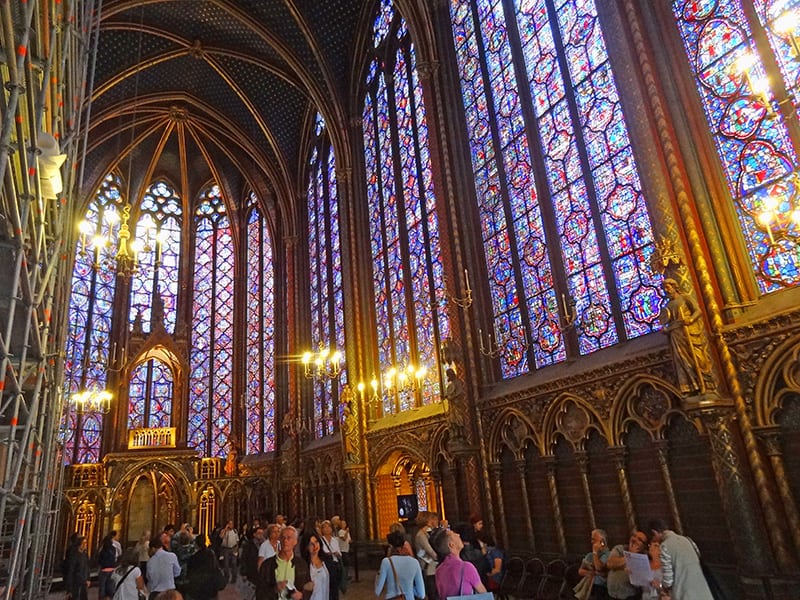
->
[450,0,661,378]
[245,194,276,454]
[188,185,233,457]
[363,0,449,413]
[672,0,800,291]
[62,173,123,464]
[127,358,173,429]
[307,113,346,438]
[128,180,182,333]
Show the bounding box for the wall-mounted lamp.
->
[442,268,473,309]
[732,50,776,117]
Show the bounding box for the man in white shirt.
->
[258,524,281,569]
[146,536,180,600]
[220,520,240,584]
[111,530,123,560]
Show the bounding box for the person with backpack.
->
[98,534,119,600]
[185,534,225,600]
[109,548,146,600]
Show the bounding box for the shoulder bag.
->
[386,557,405,600]
[572,575,593,600]
[111,567,136,600]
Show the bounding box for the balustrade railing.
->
[128,427,177,449]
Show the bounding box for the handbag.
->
[446,563,494,600]
[386,557,405,600]
[213,566,227,591]
[573,575,593,600]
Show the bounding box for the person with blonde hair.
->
[135,531,151,578]
[414,512,439,600]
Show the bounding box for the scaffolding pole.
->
[0,1,93,598]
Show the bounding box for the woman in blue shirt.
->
[375,531,425,600]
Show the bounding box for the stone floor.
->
[222,571,378,600]
[52,570,380,600]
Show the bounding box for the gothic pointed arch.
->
[610,375,683,444]
[487,408,540,462]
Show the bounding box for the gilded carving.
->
[633,385,671,427]
[558,401,590,445]
[659,279,715,396]
[501,414,529,458]
[340,384,362,465]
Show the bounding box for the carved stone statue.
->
[443,367,468,441]
[151,292,165,326]
[340,384,361,464]
[659,278,714,395]
[224,443,239,477]
[131,309,144,336]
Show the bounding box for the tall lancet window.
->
[363,0,449,412]
[62,173,123,464]
[450,0,661,378]
[307,113,346,438]
[127,358,173,429]
[245,193,276,454]
[189,185,233,457]
[128,180,182,333]
[672,0,800,291]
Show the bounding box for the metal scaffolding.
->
[0,1,94,598]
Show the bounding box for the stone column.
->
[575,451,596,529]
[544,456,567,555]
[463,454,483,518]
[698,408,783,573]
[653,440,682,534]
[610,447,636,533]
[757,426,800,555]
[444,466,459,523]
[349,468,368,542]
[489,463,508,551]
[369,476,379,539]
[515,459,536,552]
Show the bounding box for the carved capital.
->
[608,446,627,470]
[755,426,783,457]
[336,167,352,185]
[653,439,670,467]
[575,450,589,474]
[416,61,440,80]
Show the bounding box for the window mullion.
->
[469,0,538,367]
[542,0,626,341]
[385,38,420,366]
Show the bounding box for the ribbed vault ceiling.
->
[82,0,365,227]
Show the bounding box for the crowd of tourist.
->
[61,514,713,600]
[62,514,354,600]
[575,520,715,600]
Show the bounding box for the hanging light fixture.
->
[301,343,344,381]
